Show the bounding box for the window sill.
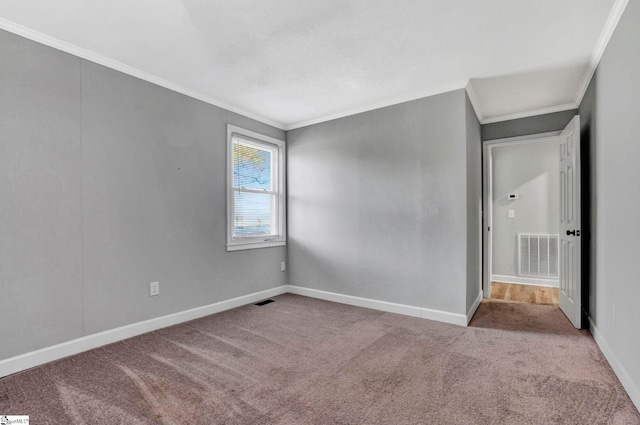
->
[226,240,286,252]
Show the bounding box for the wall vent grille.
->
[518,233,559,278]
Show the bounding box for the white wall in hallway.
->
[491,139,560,283]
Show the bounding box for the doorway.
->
[482,116,583,327]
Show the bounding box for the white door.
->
[559,116,581,328]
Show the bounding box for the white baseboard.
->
[588,317,640,413]
[0,285,288,379]
[0,284,480,379]
[286,285,468,326]
[492,274,559,288]
[9,284,637,414]
[467,291,483,324]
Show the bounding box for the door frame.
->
[482,131,562,299]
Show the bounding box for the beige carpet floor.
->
[1,294,638,424]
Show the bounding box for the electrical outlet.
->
[280,261,286,272]
[150,281,160,296]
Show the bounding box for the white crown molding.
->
[285,80,469,131]
[0,18,285,131]
[1,0,629,133]
[0,285,289,378]
[459,0,628,126]
[1,20,466,132]
[464,80,484,123]
[574,0,630,108]
[481,102,578,125]
[464,79,577,125]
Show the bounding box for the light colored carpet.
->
[1,294,638,424]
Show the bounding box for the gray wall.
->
[482,109,578,141]
[491,140,560,279]
[0,30,286,360]
[579,64,597,327]
[288,89,476,315]
[579,0,640,400]
[465,94,482,311]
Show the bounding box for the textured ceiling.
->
[0,0,625,129]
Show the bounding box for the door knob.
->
[566,230,576,236]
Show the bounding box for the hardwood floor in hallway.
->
[490,281,559,305]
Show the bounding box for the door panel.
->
[559,116,581,328]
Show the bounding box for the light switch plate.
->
[150,281,159,296]
[508,209,515,218]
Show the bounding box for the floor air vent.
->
[255,299,275,306]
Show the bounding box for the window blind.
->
[232,135,278,239]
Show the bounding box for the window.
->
[227,125,286,251]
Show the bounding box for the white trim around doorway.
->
[482,131,562,299]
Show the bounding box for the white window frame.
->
[226,124,286,251]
